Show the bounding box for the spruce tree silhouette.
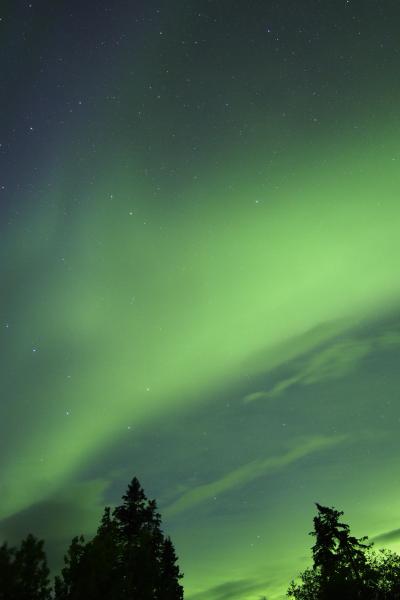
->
[90,506,122,598]
[54,518,123,600]
[311,503,372,599]
[288,503,377,600]
[113,476,181,600]
[159,536,184,600]
[0,535,51,600]
[54,476,184,600]
[54,535,87,600]
[14,534,51,600]
[0,542,16,600]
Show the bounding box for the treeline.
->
[2,479,400,599]
[0,477,183,600]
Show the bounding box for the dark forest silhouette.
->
[0,477,183,600]
[2,480,400,599]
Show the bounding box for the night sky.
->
[1,1,400,598]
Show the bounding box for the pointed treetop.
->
[113,476,162,539]
[122,477,146,504]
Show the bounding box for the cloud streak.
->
[244,328,400,402]
[165,435,346,517]
[372,528,400,546]
[187,577,270,600]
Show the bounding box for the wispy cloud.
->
[244,328,400,402]
[372,527,400,546]
[165,435,346,517]
[187,577,270,600]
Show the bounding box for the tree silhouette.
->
[89,506,123,598]
[288,567,322,600]
[14,534,51,600]
[0,542,16,600]
[0,535,51,600]
[54,517,124,600]
[54,535,87,600]
[287,502,400,600]
[6,489,400,600]
[113,476,182,600]
[159,536,184,600]
[54,476,184,600]
[367,549,400,599]
[312,502,374,598]
[288,503,377,600]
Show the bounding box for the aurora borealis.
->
[2,1,400,598]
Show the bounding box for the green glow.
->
[3,4,400,599]
[3,129,400,516]
[3,114,400,600]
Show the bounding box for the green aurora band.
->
[2,5,400,595]
[2,122,400,597]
